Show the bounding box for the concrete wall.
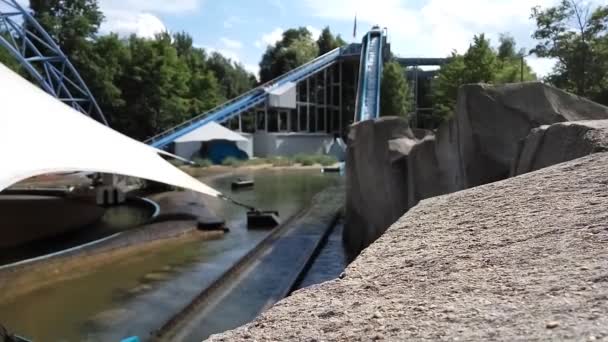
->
[0,195,104,248]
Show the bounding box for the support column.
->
[324,68,328,133]
[306,78,310,132]
[339,61,343,135]
[238,113,243,132]
[414,66,419,128]
[330,66,334,133]
[265,102,269,131]
[297,83,301,131]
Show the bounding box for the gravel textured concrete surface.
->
[208,153,608,341]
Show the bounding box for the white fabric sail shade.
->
[0,63,220,197]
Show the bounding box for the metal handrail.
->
[144,47,343,146]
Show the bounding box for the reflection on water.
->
[0,202,153,266]
[0,170,340,342]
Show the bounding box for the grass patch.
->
[294,153,315,166]
[316,155,338,166]
[269,156,295,167]
[192,157,212,168]
[243,158,269,166]
[222,157,243,168]
[293,154,338,166]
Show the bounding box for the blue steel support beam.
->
[396,57,448,67]
[146,47,342,149]
[0,0,108,125]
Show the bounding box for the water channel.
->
[0,169,343,341]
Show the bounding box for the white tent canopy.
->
[175,122,247,143]
[0,63,220,197]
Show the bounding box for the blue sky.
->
[91,0,603,78]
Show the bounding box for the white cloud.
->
[302,0,573,76]
[306,26,322,40]
[100,0,202,13]
[98,0,203,38]
[223,16,243,29]
[255,27,284,49]
[526,56,557,78]
[100,11,166,38]
[220,37,243,50]
[202,45,259,79]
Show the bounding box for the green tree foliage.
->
[531,0,608,103]
[113,33,190,139]
[380,61,411,117]
[0,36,22,73]
[9,1,255,140]
[259,27,319,82]
[207,52,256,99]
[431,34,537,124]
[30,0,102,61]
[316,26,347,55]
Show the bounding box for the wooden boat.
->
[231,178,254,190]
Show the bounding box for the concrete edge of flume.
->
[153,186,345,341]
[0,196,226,302]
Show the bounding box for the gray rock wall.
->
[512,120,608,176]
[345,82,608,257]
[210,152,608,342]
[344,117,417,259]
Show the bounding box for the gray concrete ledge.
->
[209,153,608,341]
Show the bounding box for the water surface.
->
[0,170,339,341]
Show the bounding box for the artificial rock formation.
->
[512,120,608,176]
[210,153,608,341]
[450,82,608,188]
[344,117,417,259]
[346,82,608,257]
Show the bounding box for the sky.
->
[21,0,607,78]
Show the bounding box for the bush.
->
[270,156,294,167]
[293,154,337,166]
[192,157,212,168]
[316,155,338,166]
[294,153,315,166]
[222,157,243,167]
[243,158,269,166]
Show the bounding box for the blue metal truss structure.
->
[0,0,108,125]
[354,27,385,122]
[145,47,343,149]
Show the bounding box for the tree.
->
[317,26,347,55]
[30,0,103,59]
[432,53,467,122]
[81,34,129,126]
[114,34,190,139]
[380,61,411,117]
[0,35,22,73]
[259,27,319,82]
[495,33,536,84]
[464,34,497,83]
[431,34,537,125]
[207,52,256,99]
[531,0,608,102]
[498,34,518,60]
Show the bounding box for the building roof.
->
[175,122,247,143]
